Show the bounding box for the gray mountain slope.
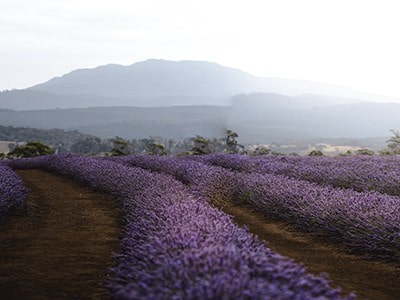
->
[29,59,393,102]
[2,59,398,111]
[1,98,399,143]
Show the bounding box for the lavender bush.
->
[236,172,400,260]
[281,155,400,196]
[190,154,400,196]
[0,161,28,215]
[117,155,400,261]
[109,155,237,203]
[9,154,352,299]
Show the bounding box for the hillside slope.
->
[1,59,394,111]
[0,99,398,143]
[30,59,388,101]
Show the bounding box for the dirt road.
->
[0,170,122,299]
[219,202,400,300]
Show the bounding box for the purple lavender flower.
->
[0,161,29,215]
[9,154,352,299]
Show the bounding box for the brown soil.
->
[0,170,122,300]
[217,202,400,300]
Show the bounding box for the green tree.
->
[386,129,400,155]
[7,141,54,158]
[308,150,324,156]
[251,146,270,156]
[147,142,167,155]
[110,136,131,156]
[338,150,353,156]
[225,130,244,154]
[190,135,212,155]
[355,148,375,156]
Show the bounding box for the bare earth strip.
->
[217,202,400,300]
[0,170,122,300]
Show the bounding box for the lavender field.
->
[4,153,400,299]
[0,161,28,215]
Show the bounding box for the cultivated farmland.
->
[1,154,400,299]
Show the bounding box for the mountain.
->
[30,59,393,101]
[1,59,396,110]
[229,94,400,143]
[0,106,230,139]
[0,99,398,144]
[1,59,399,145]
[0,89,203,110]
[30,60,255,99]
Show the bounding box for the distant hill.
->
[0,106,230,139]
[0,125,95,143]
[1,59,396,110]
[229,94,400,143]
[30,59,391,101]
[0,125,109,154]
[1,59,399,146]
[30,60,254,99]
[0,89,190,110]
[0,99,398,144]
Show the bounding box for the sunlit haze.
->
[1,0,400,99]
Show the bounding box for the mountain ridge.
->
[1,59,399,145]
[1,59,399,111]
[1,100,399,143]
[26,59,397,103]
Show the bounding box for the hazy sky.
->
[1,0,400,98]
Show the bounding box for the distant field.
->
[0,141,12,153]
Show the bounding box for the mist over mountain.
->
[30,59,392,102]
[1,59,395,111]
[30,60,254,99]
[0,106,229,140]
[0,99,398,146]
[229,94,400,143]
[0,89,221,110]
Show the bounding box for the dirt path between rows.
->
[0,170,122,299]
[218,202,400,300]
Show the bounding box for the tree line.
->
[2,125,400,158]
[0,126,250,158]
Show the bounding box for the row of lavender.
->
[8,154,350,300]
[0,161,28,215]
[189,154,400,196]
[116,155,400,261]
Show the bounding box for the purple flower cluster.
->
[9,154,351,299]
[0,161,29,215]
[118,155,400,261]
[280,156,400,196]
[110,155,237,204]
[236,171,400,260]
[183,153,256,173]
[192,154,400,196]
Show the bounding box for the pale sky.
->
[1,0,400,98]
